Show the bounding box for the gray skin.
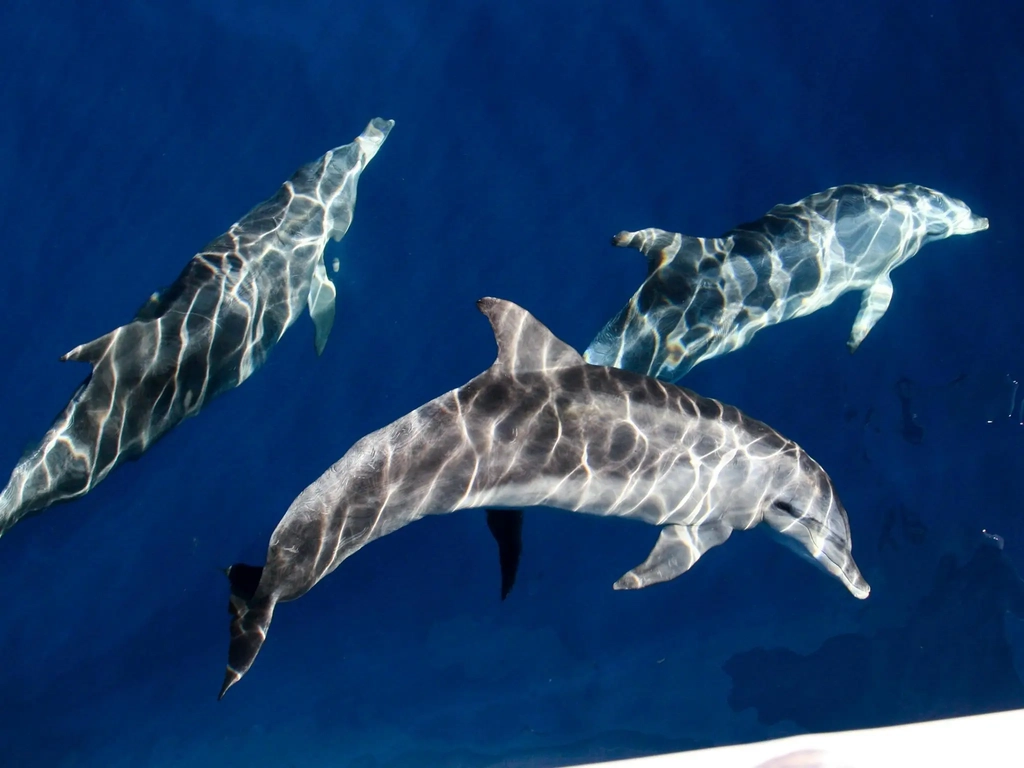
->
[584,183,989,381]
[219,297,869,698]
[0,118,394,538]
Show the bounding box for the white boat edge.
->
[566,707,1023,768]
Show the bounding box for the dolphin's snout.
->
[842,564,871,599]
[949,206,989,235]
[820,535,871,599]
[966,213,990,233]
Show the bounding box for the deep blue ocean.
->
[1,2,1022,766]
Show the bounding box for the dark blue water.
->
[1,1,1021,766]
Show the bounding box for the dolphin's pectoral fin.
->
[307,258,337,356]
[613,522,733,590]
[486,508,524,600]
[848,275,894,353]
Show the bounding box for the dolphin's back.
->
[453,364,788,529]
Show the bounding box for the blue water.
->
[1,1,1022,766]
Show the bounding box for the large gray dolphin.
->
[218,297,869,698]
[0,117,394,539]
[584,183,989,381]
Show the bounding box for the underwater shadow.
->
[723,539,1024,732]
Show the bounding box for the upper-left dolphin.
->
[0,117,395,539]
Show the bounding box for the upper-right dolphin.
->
[584,183,989,381]
[0,117,394,541]
[218,297,869,698]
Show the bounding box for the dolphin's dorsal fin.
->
[612,228,700,275]
[477,297,584,374]
[133,291,164,322]
[133,284,177,322]
[307,257,337,356]
[61,328,118,365]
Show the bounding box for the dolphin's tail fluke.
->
[218,563,276,700]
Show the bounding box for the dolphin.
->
[218,297,869,698]
[584,183,989,381]
[0,117,394,539]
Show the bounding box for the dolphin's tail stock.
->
[218,563,276,700]
[0,481,16,540]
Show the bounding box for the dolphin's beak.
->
[969,214,990,232]
[839,563,871,599]
[764,520,872,600]
[956,212,989,235]
[820,539,871,599]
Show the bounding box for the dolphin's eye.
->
[773,500,800,518]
